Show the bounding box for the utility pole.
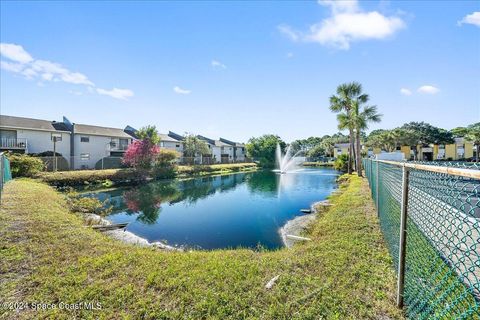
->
[52,136,59,172]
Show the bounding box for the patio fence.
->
[37,156,255,172]
[363,159,479,319]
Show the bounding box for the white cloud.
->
[0,43,33,63]
[31,59,94,86]
[0,42,134,100]
[96,88,134,100]
[173,86,191,95]
[458,12,480,27]
[319,0,359,14]
[279,0,405,50]
[211,60,227,69]
[68,90,83,96]
[1,61,24,73]
[41,73,53,81]
[21,68,37,80]
[400,88,412,96]
[417,85,440,94]
[286,52,294,58]
[278,25,300,41]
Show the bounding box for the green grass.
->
[302,162,334,167]
[0,175,403,319]
[176,162,258,177]
[35,163,258,187]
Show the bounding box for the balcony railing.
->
[108,143,129,151]
[0,138,27,149]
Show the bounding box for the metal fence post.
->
[375,160,379,212]
[397,164,410,308]
[0,153,3,203]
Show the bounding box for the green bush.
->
[66,189,112,215]
[334,154,349,172]
[153,149,179,179]
[8,153,44,177]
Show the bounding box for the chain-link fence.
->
[0,153,12,201]
[364,159,479,319]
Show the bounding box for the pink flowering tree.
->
[123,125,160,175]
[123,140,160,170]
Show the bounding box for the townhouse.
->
[197,135,246,163]
[0,115,133,170]
[71,122,133,169]
[363,139,476,161]
[0,115,71,162]
[219,138,246,162]
[159,131,184,154]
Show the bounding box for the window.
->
[80,136,90,143]
[80,153,90,160]
[160,142,165,147]
[0,129,16,140]
[176,144,180,148]
[51,133,62,141]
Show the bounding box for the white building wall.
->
[221,146,234,159]
[160,141,183,154]
[16,129,71,162]
[235,147,246,161]
[73,134,113,169]
[211,145,221,163]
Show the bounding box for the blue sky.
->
[1,1,479,142]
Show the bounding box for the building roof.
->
[124,125,138,139]
[334,143,350,148]
[197,135,216,145]
[0,115,70,132]
[219,137,245,147]
[74,123,132,138]
[159,133,182,143]
[214,140,231,147]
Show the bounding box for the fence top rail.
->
[371,159,480,179]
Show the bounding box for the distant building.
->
[159,131,183,154]
[333,143,350,158]
[219,138,246,162]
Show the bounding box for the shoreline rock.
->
[84,213,182,251]
[279,200,331,248]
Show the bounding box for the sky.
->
[1,0,479,143]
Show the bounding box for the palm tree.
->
[351,100,382,176]
[329,82,368,174]
[465,123,480,162]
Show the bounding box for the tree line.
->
[245,82,479,175]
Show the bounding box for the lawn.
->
[34,163,258,187]
[0,175,403,319]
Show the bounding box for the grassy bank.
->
[35,163,258,187]
[0,176,403,319]
[302,162,334,167]
[176,162,258,177]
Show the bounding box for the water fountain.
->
[275,143,305,174]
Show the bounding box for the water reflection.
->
[84,168,339,249]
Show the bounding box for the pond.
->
[85,168,339,250]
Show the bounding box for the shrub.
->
[334,154,349,172]
[8,153,44,177]
[153,149,179,179]
[123,139,160,172]
[65,189,112,215]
